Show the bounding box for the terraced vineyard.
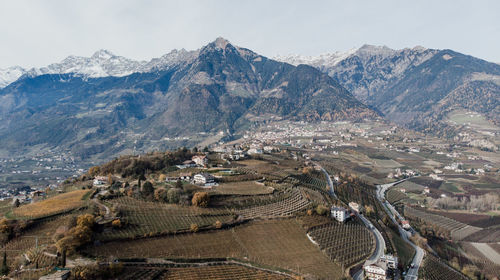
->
[238,188,311,219]
[120,266,166,280]
[163,264,293,280]
[420,254,468,280]
[289,174,329,195]
[307,223,374,268]
[88,219,344,279]
[12,189,90,219]
[98,197,236,241]
[386,188,408,206]
[1,213,78,268]
[404,206,481,240]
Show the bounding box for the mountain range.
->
[276,45,500,132]
[1,38,499,161]
[0,38,377,161]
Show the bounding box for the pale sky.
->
[1,0,499,68]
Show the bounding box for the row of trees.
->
[89,148,196,179]
[426,193,498,211]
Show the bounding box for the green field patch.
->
[439,182,462,193]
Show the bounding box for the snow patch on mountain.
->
[274,48,357,67]
[0,49,199,88]
[0,66,26,88]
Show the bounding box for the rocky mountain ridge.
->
[0,38,377,161]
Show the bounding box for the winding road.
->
[316,163,385,280]
[318,166,337,199]
[376,180,425,280]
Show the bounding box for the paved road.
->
[353,212,387,280]
[376,179,425,280]
[316,163,384,280]
[318,165,337,199]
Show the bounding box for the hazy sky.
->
[1,0,499,68]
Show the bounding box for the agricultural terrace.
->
[307,222,374,268]
[237,188,311,219]
[162,264,293,280]
[88,219,344,279]
[12,189,90,219]
[404,206,481,240]
[234,157,301,180]
[116,263,294,280]
[97,196,236,241]
[214,181,274,195]
[1,213,81,270]
[428,210,500,228]
[386,188,409,206]
[420,254,468,280]
[460,242,500,279]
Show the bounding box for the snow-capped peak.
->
[0,66,26,88]
[214,37,230,49]
[91,49,115,60]
[274,48,357,67]
[0,48,200,88]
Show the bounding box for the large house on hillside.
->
[381,254,398,269]
[93,176,108,186]
[364,262,387,280]
[193,173,216,187]
[331,206,349,223]
[192,155,208,167]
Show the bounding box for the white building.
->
[93,176,107,186]
[192,155,208,167]
[430,174,443,181]
[193,173,216,187]
[364,262,387,280]
[247,148,263,155]
[348,202,360,213]
[401,220,411,230]
[331,206,349,223]
[381,254,398,269]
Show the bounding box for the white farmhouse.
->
[381,254,398,269]
[192,155,208,167]
[193,173,216,187]
[364,262,387,280]
[331,206,349,223]
[93,176,107,186]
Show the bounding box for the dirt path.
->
[471,242,500,265]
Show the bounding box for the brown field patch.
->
[162,264,293,280]
[214,181,273,195]
[88,219,343,279]
[429,210,500,228]
[13,190,90,218]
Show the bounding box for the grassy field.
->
[89,219,344,279]
[12,189,90,219]
[214,181,273,195]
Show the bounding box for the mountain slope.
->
[0,38,378,160]
[277,46,500,133]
